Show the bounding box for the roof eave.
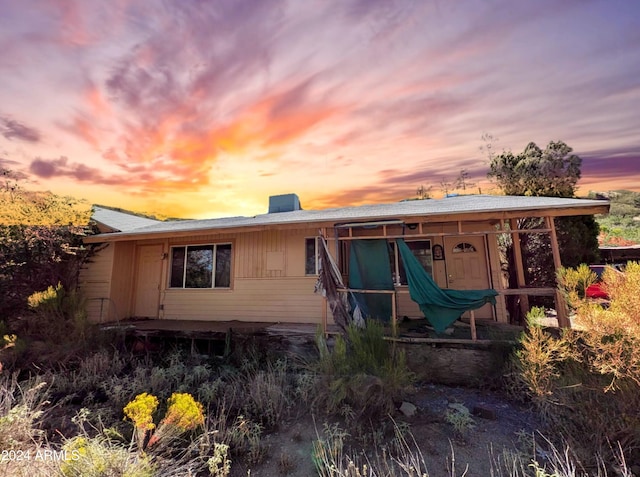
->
[83,201,610,244]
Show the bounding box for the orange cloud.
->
[98,79,344,196]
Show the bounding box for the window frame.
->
[452,242,477,253]
[169,242,233,289]
[391,239,433,286]
[305,237,319,276]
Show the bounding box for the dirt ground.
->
[230,382,540,477]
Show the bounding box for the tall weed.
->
[0,374,48,449]
[312,321,414,418]
[27,283,90,343]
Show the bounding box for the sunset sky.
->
[1,0,639,219]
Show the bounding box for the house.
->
[81,194,609,332]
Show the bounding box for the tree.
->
[487,141,582,197]
[0,169,95,319]
[416,184,432,200]
[486,141,599,311]
[455,169,476,192]
[439,177,454,196]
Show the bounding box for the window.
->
[391,240,432,285]
[169,243,232,288]
[453,242,476,253]
[305,237,319,275]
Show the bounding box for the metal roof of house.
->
[92,206,162,232]
[87,195,609,243]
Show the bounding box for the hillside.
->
[588,190,640,245]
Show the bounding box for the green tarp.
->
[396,238,498,333]
[348,239,394,322]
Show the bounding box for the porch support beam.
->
[546,216,570,328]
[331,229,553,241]
[509,219,530,319]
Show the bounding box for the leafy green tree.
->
[0,169,94,320]
[488,141,582,197]
[487,141,599,308]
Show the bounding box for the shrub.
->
[207,442,231,476]
[146,392,205,448]
[27,282,90,344]
[0,375,48,449]
[512,262,640,468]
[61,435,156,477]
[202,405,264,466]
[123,393,158,450]
[242,360,290,429]
[445,403,476,435]
[556,264,597,309]
[312,321,414,419]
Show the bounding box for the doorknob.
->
[448,275,454,283]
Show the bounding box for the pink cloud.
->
[0,116,41,143]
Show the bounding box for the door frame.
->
[443,234,494,319]
[132,243,163,319]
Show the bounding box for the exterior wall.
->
[156,227,327,323]
[161,277,323,322]
[79,243,115,323]
[86,218,509,324]
[80,242,136,323]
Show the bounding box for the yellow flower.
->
[163,392,205,431]
[123,393,159,431]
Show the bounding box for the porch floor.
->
[100,317,521,345]
[101,318,340,339]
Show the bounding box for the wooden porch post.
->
[391,291,398,338]
[470,310,477,341]
[509,219,530,318]
[546,216,570,328]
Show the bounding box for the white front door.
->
[133,244,163,318]
[443,235,493,319]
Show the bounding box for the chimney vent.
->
[268,193,302,213]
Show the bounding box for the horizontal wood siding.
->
[161,277,323,323]
[80,243,114,323]
[165,228,315,280]
[396,290,422,318]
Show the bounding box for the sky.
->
[1,0,639,219]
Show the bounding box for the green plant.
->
[61,435,156,477]
[312,422,350,477]
[229,415,265,465]
[512,311,574,413]
[207,442,232,476]
[312,321,414,418]
[0,375,48,449]
[26,282,91,343]
[556,265,597,309]
[242,360,290,429]
[444,403,475,435]
[511,264,640,468]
